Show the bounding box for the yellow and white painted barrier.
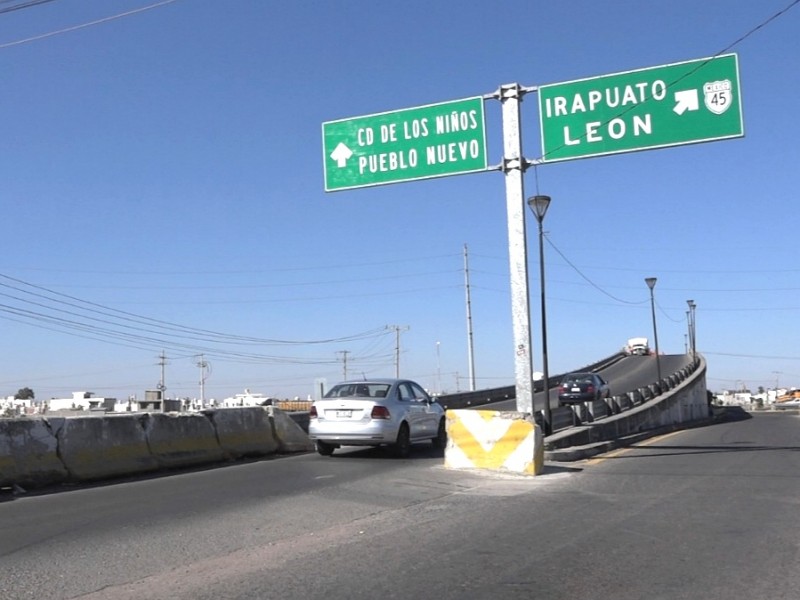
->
[444,409,544,476]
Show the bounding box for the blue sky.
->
[1,0,798,401]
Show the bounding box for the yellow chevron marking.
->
[449,415,532,470]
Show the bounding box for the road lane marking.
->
[585,430,685,465]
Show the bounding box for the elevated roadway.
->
[439,351,707,462]
[495,352,693,414]
[439,351,695,419]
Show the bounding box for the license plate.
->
[336,410,352,418]
[571,387,580,392]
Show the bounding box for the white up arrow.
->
[330,142,353,168]
[673,89,699,115]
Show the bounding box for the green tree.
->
[14,387,34,400]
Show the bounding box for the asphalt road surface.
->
[2,410,799,600]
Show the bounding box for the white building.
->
[219,389,274,407]
[1,395,34,416]
[46,391,116,412]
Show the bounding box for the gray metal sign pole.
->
[494,83,536,416]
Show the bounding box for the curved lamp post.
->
[687,299,697,362]
[528,194,552,433]
[645,277,662,384]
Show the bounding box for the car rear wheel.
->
[432,418,447,449]
[316,440,335,456]
[391,423,411,458]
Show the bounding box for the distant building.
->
[715,390,753,406]
[219,389,274,407]
[46,391,116,412]
[714,387,798,410]
[1,395,33,416]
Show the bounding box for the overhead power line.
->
[0,0,58,15]
[0,272,394,365]
[0,0,182,49]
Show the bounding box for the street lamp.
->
[686,300,697,362]
[528,194,552,434]
[645,277,662,385]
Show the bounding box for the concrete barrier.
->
[57,414,157,481]
[205,407,279,458]
[0,418,67,488]
[550,406,575,432]
[444,409,544,476]
[0,406,315,490]
[144,412,226,469]
[268,406,314,453]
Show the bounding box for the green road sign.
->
[322,97,487,191]
[538,53,743,163]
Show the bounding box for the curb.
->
[544,409,737,462]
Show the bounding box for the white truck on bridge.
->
[625,337,650,355]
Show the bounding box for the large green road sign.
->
[538,53,743,163]
[322,97,487,191]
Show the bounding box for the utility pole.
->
[773,371,782,391]
[195,354,211,406]
[336,350,350,380]
[463,244,476,391]
[387,325,409,378]
[157,350,169,410]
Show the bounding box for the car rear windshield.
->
[563,375,593,384]
[324,383,391,399]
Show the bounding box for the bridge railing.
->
[439,353,703,435]
[550,355,703,432]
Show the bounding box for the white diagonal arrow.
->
[330,142,353,168]
[673,89,699,115]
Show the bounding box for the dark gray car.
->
[557,372,610,405]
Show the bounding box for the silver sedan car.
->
[308,378,446,457]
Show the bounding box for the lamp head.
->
[645,277,657,290]
[527,195,551,221]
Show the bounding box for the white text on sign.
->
[356,109,481,175]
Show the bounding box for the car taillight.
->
[309,406,318,418]
[586,385,595,393]
[371,406,390,419]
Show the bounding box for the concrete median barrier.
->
[268,406,314,453]
[144,412,225,469]
[205,407,280,458]
[57,414,157,482]
[1,407,314,490]
[0,418,67,488]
